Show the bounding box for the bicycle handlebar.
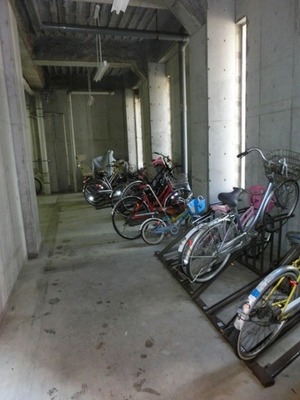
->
[237,147,269,163]
[153,151,172,163]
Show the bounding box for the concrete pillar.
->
[0,0,41,258]
[125,89,138,170]
[35,93,51,195]
[148,63,171,158]
[207,0,240,202]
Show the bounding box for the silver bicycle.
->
[183,147,300,283]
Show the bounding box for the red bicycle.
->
[111,155,192,239]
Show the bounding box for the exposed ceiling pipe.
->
[41,23,189,42]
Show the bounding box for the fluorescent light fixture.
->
[93,61,110,82]
[111,0,130,14]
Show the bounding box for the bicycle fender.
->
[139,217,163,231]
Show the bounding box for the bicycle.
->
[33,159,50,195]
[232,231,300,360]
[140,196,206,245]
[182,147,300,283]
[115,152,191,200]
[178,185,274,275]
[83,160,136,207]
[111,168,193,240]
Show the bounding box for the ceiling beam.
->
[41,23,189,42]
[32,60,133,68]
[70,0,168,10]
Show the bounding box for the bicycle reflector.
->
[187,196,206,215]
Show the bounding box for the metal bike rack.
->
[155,218,300,387]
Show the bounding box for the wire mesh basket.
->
[169,169,190,188]
[264,149,300,182]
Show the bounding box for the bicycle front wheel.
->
[186,219,235,283]
[141,218,167,245]
[83,179,110,206]
[264,180,299,232]
[122,180,144,198]
[111,196,149,240]
[233,268,298,360]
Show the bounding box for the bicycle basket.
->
[169,171,191,190]
[187,196,206,215]
[264,149,300,182]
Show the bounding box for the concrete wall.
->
[166,45,183,166]
[0,0,41,316]
[41,89,128,191]
[236,0,300,233]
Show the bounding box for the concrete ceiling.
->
[12,0,207,91]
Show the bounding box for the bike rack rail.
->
[155,218,300,387]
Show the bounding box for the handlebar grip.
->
[237,150,249,158]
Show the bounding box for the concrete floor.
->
[0,193,299,400]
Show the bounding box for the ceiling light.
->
[111,0,130,14]
[93,61,110,82]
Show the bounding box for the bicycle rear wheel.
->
[141,218,167,245]
[233,268,298,360]
[34,177,42,195]
[180,228,202,275]
[186,219,235,283]
[264,180,299,232]
[111,196,149,240]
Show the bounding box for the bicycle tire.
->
[110,184,126,206]
[111,196,150,240]
[263,180,299,232]
[83,179,111,206]
[34,177,42,195]
[180,228,202,275]
[186,218,236,282]
[164,188,192,208]
[121,180,144,198]
[141,217,167,245]
[233,267,298,360]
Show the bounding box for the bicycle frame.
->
[195,168,278,258]
[142,208,190,237]
[138,177,183,214]
[234,262,300,333]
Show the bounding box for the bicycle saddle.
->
[218,187,244,208]
[286,231,300,245]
